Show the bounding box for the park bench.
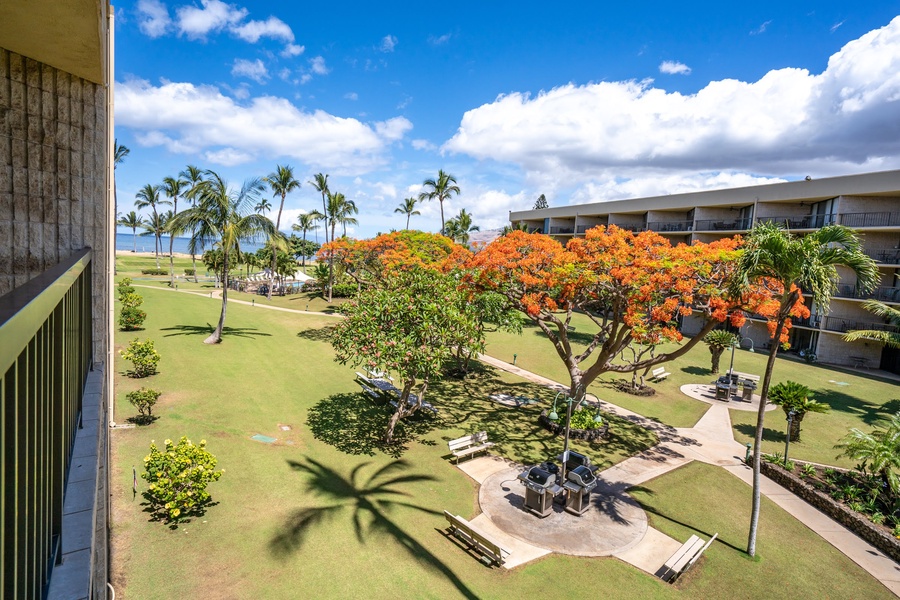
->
[656,533,717,583]
[358,384,381,402]
[448,431,495,463]
[649,367,671,382]
[388,396,438,415]
[443,511,510,567]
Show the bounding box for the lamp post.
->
[727,337,738,379]
[784,410,797,464]
[549,385,584,485]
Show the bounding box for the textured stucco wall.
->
[0,48,109,360]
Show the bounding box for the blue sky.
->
[115,1,900,238]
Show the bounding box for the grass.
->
[111,259,899,597]
[484,314,900,467]
[631,461,894,599]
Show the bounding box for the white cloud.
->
[411,139,437,151]
[281,43,305,57]
[568,172,787,205]
[344,92,358,101]
[231,58,269,83]
[750,20,772,35]
[429,33,451,46]
[309,56,330,75]
[659,60,691,75]
[831,20,846,33]
[176,0,247,39]
[231,16,293,43]
[380,35,398,52]
[299,73,313,85]
[116,78,413,172]
[136,0,171,38]
[278,68,291,81]
[445,16,900,181]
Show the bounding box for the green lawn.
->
[110,282,897,598]
[485,315,900,467]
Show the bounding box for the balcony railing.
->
[646,220,694,233]
[576,224,606,234]
[0,249,92,598]
[745,313,821,328]
[693,218,752,231]
[548,226,575,234]
[611,223,647,232]
[840,212,900,228]
[863,248,900,264]
[834,284,900,303]
[756,214,837,229]
[822,315,899,334]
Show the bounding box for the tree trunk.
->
[789,413,803,442]
[710,347,724,374]
[439,200,445,233]
[169,233,175,287]
[406,214,410,230]
[747,318,785,557]
[192,254,198,283]
[301,231,307,269]
[205,253,229,344]
[327,222,336,303]
[132,226,137,252]
[268,194,284,301]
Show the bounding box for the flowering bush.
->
[126,387,160,423]
[141,436,224,524]
[117,277,135,298]
[121,338,160,377]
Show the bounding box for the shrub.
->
[118,277,136,298]
[141,437,224,524]
[184,268,195,276]
[801,463,817,478]
[330,283,358,298]
[569,407,604,430]
[141,268,168,275]
[121,338,160,377]
[119,306,147,331]
[127,387,160,423]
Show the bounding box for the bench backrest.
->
[651,367,666,375]
[448,431,488,451]
[443,511,509,564]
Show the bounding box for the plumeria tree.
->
[331,267,484,443]
[465,227,745,406]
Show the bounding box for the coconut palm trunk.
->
[207,251,230,344]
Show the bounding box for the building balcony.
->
[693,217,752,231]
[840,212,900,228]
[863,248,900,265]
[834,284,900,303]
[822,315,899,334]
[612,224,647,232]
[646,220,694,233]
[548,226,575,234]
[756,214,837,229]
[745,313,821,328]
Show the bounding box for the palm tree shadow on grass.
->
[296,324,339,342]
[812,388,900,427]
[307,393,440,458]
[160,324,271,338]
[270,458,482,600]
[734,423,787,444]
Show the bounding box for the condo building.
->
[509,170,900,375]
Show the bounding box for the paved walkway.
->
[134,284,343,318]
[468,353,900,596]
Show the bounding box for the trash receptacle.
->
[715,384,730,401]
[742,385,754,402]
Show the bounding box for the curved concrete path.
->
[471,353,900,596]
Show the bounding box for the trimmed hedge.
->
[141,269,168,275]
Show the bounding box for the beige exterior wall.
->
[816,331,881,367]
[0,48,109,360]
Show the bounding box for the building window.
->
[810,198,837,228]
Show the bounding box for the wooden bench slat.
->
[659,533,716,583]
[443,511,510,566]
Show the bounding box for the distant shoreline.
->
[116,250,195,259]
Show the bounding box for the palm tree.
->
[180,165,206,282]
[140,211,170,268]
[394,197,420,229]
[292,212,318,270]
[333,196,358,237]
[500,222,529,236]
[171,171,279,344]
[443,208,479,245]
[703,330,739,374]
[836,411,900,498]
[255,197,272,216]
[309,173,333,300]
[769,381,830,441]
[730,221,879,557]
[113,141,130,274]
[419,169,460,233]
[162,176,188,287]
[134,184,171,269]
[263,165,302,300]
[117,211,144,253]
[843,301,900,349]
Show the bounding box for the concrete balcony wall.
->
[0,48,108,360]
[816,332,881,368]
[755,201,809,218]
[838,194,900,214]
[607,212,645,229]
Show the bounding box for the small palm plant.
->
[703,330,739,374]
[769,380,830,441]
[843,301,900,349]
[836,412,900,499]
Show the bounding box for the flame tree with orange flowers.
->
[465,226,747,405]
[729,221,878,557]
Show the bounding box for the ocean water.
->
[115,233,264,255]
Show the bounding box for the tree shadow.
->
[812,388,900,427]
[681,366,710,376]
[296,324,339,343]
[160,324,271,338]
[140,497,220,530]
[270,458,482,599]
[126,414,159,426]
[306,393,440,458]
[734,423,787,443]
